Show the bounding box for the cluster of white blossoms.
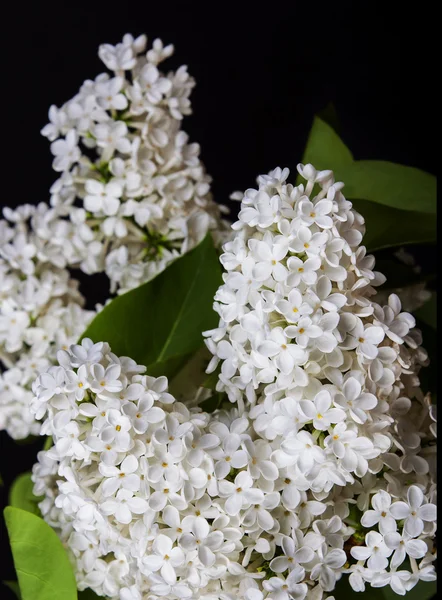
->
[1,33,228,440]
[200,165,437,594]
[41,33,228,294]
[29,164,436,600]
[0,205,95,439]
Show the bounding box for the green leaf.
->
[415,292,437,329]
[317,102,341,134]
[341,161,436,214]
[9,473,42,516]
[301,115,353,171]
[301,117,436,214]
[144,353,193,381]
[3,580,21,599]
[351,199,437,252]
[4,506,77,600]
[81,234,222,379]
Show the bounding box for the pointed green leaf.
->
[301,115,353,171]
[9,473,42,516]
[301,117,436,214]
[4,507,77,600]
[317,102,341,134]
[352,199,436,252]
[80,234,222,379]
[340,160,436,214]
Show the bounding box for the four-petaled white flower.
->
[287,256,321,287]
[334,377,378,424]
[351,531,393,570]
[389,486,437,537]
[384,531,428,569]
[263,567,308,600]
[142,534,185,585]
[310,546,347,592]
[99,455,140,496]
[50,130,80,172]
[270,535,315,572]
[84,180,123,217]
[279,431,325,473]
[299,390,345,431]
[100,489,148,524]
[299,198,334,229]
[249,235,289,282]
[361,490,397,534]
[179,517,223,566]
[258,327,308,374]
[218,471,264,516]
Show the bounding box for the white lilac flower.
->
[360,489,397,534]
[29,328,436,599]
[0,206,95,440]
[269,535,315,572]
[9,157,432,599]
[350,531,393,570]
[100,489,149,524]
[389,485,437,537]
[197,164,437,597]
[41,32,230,296]
[179,517,224,567]
[263,568,308,600]
[1,32,231,442]
[141,534,185,584]
[383,531,428,569]
[371,570,412,596]
[298,390,346,431]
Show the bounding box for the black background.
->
[0,1,437,597]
